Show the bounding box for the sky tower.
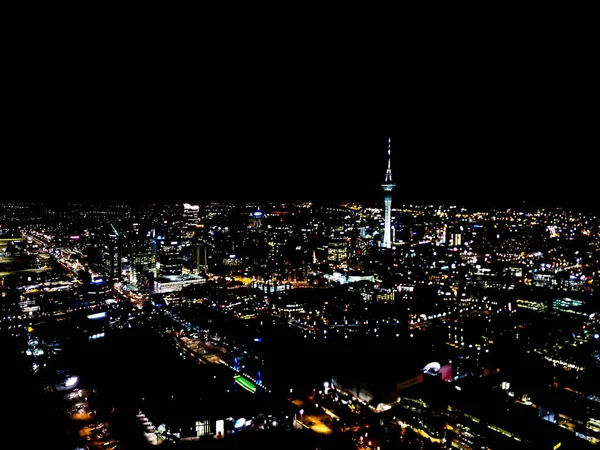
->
[381,137,395,249]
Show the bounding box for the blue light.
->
[253,211,263,217]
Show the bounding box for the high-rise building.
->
[182,203,200,228]
[192,242,209,274]
[131,235,156,274]
[327,228,349,264]
[102,225,121,281]
[181,203,200,269]
[381,138,395,249]
[446,225,463,247]
[157,240,183,277]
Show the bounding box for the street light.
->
[299,409,304,426]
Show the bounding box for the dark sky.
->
[3,29,597,211]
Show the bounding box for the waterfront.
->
[35,314,297,448]
[170,300,458,395]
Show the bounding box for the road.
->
[158,307,337,435]
[290,398,334,435]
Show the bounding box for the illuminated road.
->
[291,398,334,435]
[141,313,279,415]
[0,267,53,277]
[157,308,337,438]
[174,335,207,364]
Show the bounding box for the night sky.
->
[3,34,597,211]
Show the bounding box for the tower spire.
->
[384,137,393,183]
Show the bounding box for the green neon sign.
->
[234,375,256,393]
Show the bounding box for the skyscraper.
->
[181,203,200,269]
[102,224,121,281]
[157,240,183,277]
[381,138,395,249]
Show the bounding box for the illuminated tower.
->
[381,137,395,249]
[102,224,121,281]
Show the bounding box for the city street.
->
[290,397,333,435]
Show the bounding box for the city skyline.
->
[3,23,598,449]
[3,132,596,211]
[3,42,596,209]
[2,195,598,449]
